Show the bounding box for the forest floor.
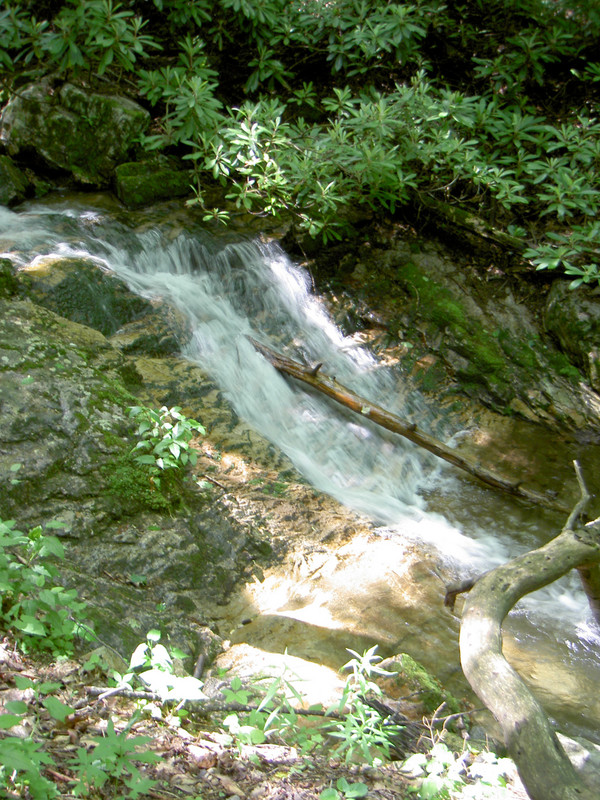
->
[1,635,421,800]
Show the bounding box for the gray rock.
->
[0,298,267,661]
[0,82,150,186]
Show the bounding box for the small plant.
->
[326,646,405,763]
[0,518,93,655]
[402,741,514,799]
[320,777,369,800]
[129,630,206,702]
[0,723,58,800]
[129,405,205,485]
[69,714,160,798]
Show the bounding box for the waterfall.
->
[1,197,599,725]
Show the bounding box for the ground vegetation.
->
[1,0,600,286]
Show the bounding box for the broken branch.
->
[249,337,569,514]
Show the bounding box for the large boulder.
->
[19,255,152,335]
[114,160,193,208]
[0,82,149,186]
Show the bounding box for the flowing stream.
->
[2,195,599,740]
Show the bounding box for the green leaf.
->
[38,535,65,559]
[14,675,35,690]
[5,700,28,714]
[135,454,157,465]
[43,696,74,722]
[320,789,340,800]
[14,615,46,636]
[0,714,23,728]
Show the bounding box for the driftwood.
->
[249,337,569,514]
[458,463,600,800]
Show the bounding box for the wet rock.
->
[0,155,29,206]
[19,255,152,336]
[114,160,193,208]
[328,239,600,431]
[0,82,149,187]
[110,302,193,356]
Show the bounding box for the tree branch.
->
[459,463,600,800]
[249,337,569,514]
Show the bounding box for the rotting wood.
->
[459,462,600,800]
[248,337,569,515]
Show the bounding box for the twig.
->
[86,687,345,718]
[199,474,228,491]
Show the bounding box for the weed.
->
[129,405,205,487]
[0,518,93,655]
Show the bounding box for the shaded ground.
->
[1,635,419,800]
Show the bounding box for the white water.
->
[2,198,599,733]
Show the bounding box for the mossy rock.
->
[20,255,152,336]
[0,258,19,297]
[377,653,461,714]
[396,261,513,400]
[0,81,150,186]
[102,456,172,514]
[0,155,29,206]
[114,160,193,209]
[545,280,600,390]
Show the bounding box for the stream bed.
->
[1,192,599,742]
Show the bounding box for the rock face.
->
[545,280,600,392]
[0,297,271,659]
[323,237,600,431]
[0,82,149,187]
[20,255,152,336]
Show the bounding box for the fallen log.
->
[248,337,569,515]
[459,463,600,800]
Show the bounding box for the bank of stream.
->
[1,191,599,746]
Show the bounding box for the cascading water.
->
[1,196,599,738]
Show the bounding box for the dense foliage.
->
[2,0,600,284]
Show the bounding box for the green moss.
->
[416,361,447,393]
[0,259,19,298]
[498,336,538,371]
[397,653,460,714]
[114,161,192,209]
[103,457,172,513]
[398,262,466,327]
[545,350,583,383]
[467,341,506,374]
